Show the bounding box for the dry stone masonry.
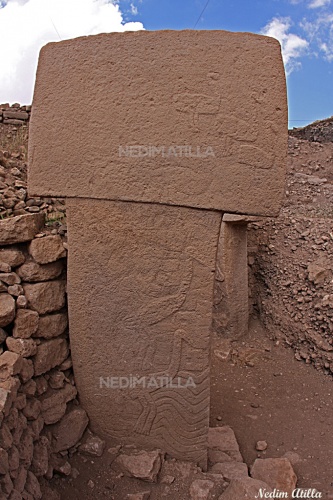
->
[0,214,90,499]
[28,29,287,469]
[0,104,31,127]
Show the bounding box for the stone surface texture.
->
[29,30,287,216]
[0,214,44,245]
[67,198,221,467]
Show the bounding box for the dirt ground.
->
[50,318,333,499]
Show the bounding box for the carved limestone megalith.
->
[28,30,287,468]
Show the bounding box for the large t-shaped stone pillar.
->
[28,30,287,468]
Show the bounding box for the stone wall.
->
[0,104,31,126]
[0,213,90,499]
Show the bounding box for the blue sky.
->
[0,0,332,127]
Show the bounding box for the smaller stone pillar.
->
[214,214,257,339]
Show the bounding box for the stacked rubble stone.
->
[0,214,89,499]
[0,104,31,126]
[289,115,333,143]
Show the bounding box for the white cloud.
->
[309,0,331,8]
[261,17,309,74]
[0,0,144,104]
[301,13,333,60]
[130,2,138,15]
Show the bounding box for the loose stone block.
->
[13,309,39,339]
[32,311,68,339]
[23,281,66,314]
[0,294,16,327]
[0,214,44,245]
[0,352,23,381]
[67,198,221,467]
[40,383,77,424]
[52,407,89,452]
[16,260,63,282]
[6,338,37,358]
[0,247,26,268]
[29,30,287,216]
[28,235,66,264]
[251,458,297,498]
[33,338,69,376]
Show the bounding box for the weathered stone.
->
[35,376,48,395]
[17,259,63,282]
[12,412,28,446]
[7,284,24,296]
[250,458,297,498]
[6,337,37,357]
[0,387,12,414]
[13,393,26,411]
[256,440,268,451]
[29,31,287,216]
[49,454,72,476]
[25,471,42,500]
[52,407,89,452]
[31,436,49,476]
[48,370,65,389]
[0,423,13,449]
[116,449,164,483]
[8,446,20,471]
[13,465,27,493]
[0,447,9,474]
[67,200,219,468]
[308,261,331,284]
[190,479,215,500]
[208,450,234,465]
[0,472,14,496]
[3,110,29,120]
[20,379,37,397]
[0,261,11,272]
[211,462,249,481]
[0,293,15,327]
[23,397,41,420]
[57,356,72,371]
[6,407,19,430]
[19,358,34,383]
[28,235,66,264]
[29,414,44,441]
[17,429,34,467]
[23,280,66,314]
[16,295,28,309]
[219,477,272,499]
[33,338,69,376]
[13,309,39,339]
[0,327,7,343]
[79,433,105,456]
[23,281,66,314]
[0,272,21,285]
[0,351,23,381]
[208,427,243,463]
[40,383,77,424]
[0,214,44,245]
[33,311,68,339]
[0,377,20,416]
